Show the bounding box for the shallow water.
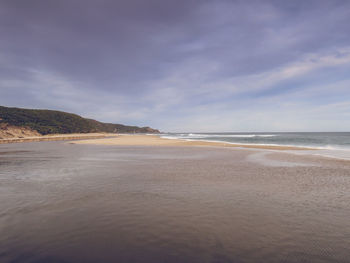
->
[161,132,350,159]
[1,142,350,263]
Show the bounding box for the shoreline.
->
[5,134,350,161]
[71,134,314,151]
[2,138,350,263]
[0,133,118,144]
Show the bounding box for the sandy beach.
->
[0,133,118,144]
[72,134,313,150]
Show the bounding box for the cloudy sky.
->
[1,0,350,132]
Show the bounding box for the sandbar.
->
[72,134,312,150]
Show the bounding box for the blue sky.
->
[1,0,350,131]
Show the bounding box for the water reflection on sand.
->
[1,142,350,263]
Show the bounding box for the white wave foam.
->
[163,134,278,139]
[161,136,180,140]
[160,134,350,160]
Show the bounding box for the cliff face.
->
[0,106,160,136]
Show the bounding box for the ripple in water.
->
[1,142,350,263]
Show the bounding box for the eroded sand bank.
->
[0,133,118,144]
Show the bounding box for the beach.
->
[0,133,117,144]
[2,0,350,262]
[1,138,350,263]
[72,134,313,150]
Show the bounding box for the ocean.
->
[160,132,350,159]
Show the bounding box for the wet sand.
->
[1,141,350,263]
[73,134,313,150]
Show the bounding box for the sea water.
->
[160,132,350,159]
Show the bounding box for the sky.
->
[1,0,350,132]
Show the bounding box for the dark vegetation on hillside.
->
[0,106,160,135]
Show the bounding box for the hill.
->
[0,106,160,136]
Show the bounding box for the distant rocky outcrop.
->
[0,106,160,138]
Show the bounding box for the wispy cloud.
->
[1,0,350,131]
